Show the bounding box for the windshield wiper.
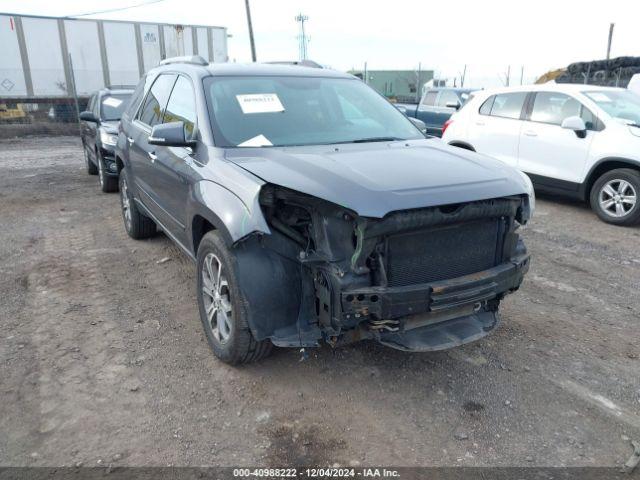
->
[334,136,403,144]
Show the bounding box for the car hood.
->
[100,121,119,134]
[224,139,529,218]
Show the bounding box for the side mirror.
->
[408,117,427,136]
[561,116,587,138]
[148,121,196,147]
[79,111,98,122]
[395,105,407,115]
[445,101,461,110]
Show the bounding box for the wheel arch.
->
[189,180,270,255]
[582,157,640,201]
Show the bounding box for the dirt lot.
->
[1,136,639,468]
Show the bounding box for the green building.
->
[349,69,434,102]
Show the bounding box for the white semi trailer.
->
[0,14,228,98]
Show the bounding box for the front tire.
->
[196,231,272,365]
[590,168,640,226]
[119,169,156,239]
[85,144,98,175]
[98,152,118,193]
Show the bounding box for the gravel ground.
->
[0,136,639,468]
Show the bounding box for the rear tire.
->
[119,169,156,239]
[196,231,272,365]
[85,144,98,175]
[590,168,640,226]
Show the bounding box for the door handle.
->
[475,120,485,126]
[127,137,135,145]
[148,151,157,163]
[523,130,538,137]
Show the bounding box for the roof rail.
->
[159,55,208,66]
[105,85,136,90]
[266,60,323,69]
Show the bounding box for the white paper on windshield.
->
[238,134,273,147]
[588,92,612,102]
[236,94,284,114]
[103,97,123,108]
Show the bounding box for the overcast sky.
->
[2,0,638,87]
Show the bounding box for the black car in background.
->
[80,87,134,192]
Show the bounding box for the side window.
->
[421,91,438,106]
[92,95,101,116]
[479,95,495,115]
[531,92,578,125]
[125,75,152,118]
[87,94,96,114]
[163,76,197,140]
[580,106,597,130]
[437,90,460,108]
[489,92,528,119]
[137,74,177,128]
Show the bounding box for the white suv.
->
[442,84,640,225]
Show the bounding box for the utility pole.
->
[244,0,256,62]
[295,13,309,61]
[505,65,511,86]
[363,61,368,84]
[606,23,615,60]
[520,65,524,85]
[460,64,467,87]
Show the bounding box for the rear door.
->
[128,73,177,217]
[147,75,199,243]
[518,91,596,185]
[467,91,528,168]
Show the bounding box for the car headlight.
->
[100,130,118,146]
[517,170,535,221]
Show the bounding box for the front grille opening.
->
[438,203,464,215]
[385,219,502,287]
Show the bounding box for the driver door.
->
[518,92,596,185]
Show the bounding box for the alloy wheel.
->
[201,253,233,343]
[599,179,637,218]
[120,177,132,231]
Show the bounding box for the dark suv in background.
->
[114,56,532,365]
[80,87,134,192]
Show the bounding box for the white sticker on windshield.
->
[587,92,612,102]
[236,93,284,114]
[103,97,123,108]
[238,134,273,147]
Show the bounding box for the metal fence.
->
[0,96,88,139]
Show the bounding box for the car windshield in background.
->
[584,90,640,125]
[100,94,130,121]
[204,76,424,147]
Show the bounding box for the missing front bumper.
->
[340,254,529,321]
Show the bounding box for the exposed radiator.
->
[385,219,502,287]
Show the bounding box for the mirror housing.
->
[408,117,427,136]
[445,101,461,110]
[561,116,587,138]
[79,110,98,122]
[148,121,196,147]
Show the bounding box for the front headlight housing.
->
[517,170,535,221]
[100,130,118,146]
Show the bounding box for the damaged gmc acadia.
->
[115,57,533,364]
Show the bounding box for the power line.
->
[64,0,167,18]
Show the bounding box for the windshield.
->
[204,76,424,147]
[584,90,640,125]
[100,94,131,121]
